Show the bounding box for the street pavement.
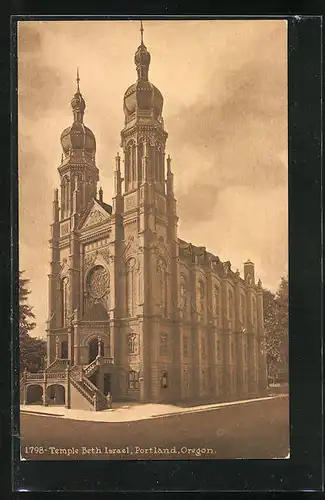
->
[20,394,285,422]
[20,395,289,460]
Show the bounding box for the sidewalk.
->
[20,394,288,423]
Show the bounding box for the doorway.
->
[88,338,104,363]
[46,384,65,405]
[61,341,68,359]
[104,373,111,395]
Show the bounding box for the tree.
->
[263,276,288,383]
[19,271,46,373]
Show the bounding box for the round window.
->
[87,265,109,299]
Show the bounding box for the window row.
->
[180,276,258,325]
[127,370,168,390]
[125,143,165,186]
[125,258,168,317]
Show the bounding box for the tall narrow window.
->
[160,151,164,181]
[157,259,167,316]
[131,143,136,182]
[138,141,143,182]
[155,149,160,181]
[126,258,137,317]
[61,277,69,327]
[161,371,168,388]
[228,289,234,321]
[148,145,155,182]
[159,332,168,355]
[125,146,131,189]
[252,297,257,325]
[180,275,187,314]
[66,178,70,216]
[214,285,220,317]
[198,280,205,313]
[241,294,246,326]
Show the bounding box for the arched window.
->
[228,289,234,320]
[241,294,246,326]
[127,370,139,390]
[138,141,144,182]
[65,177,70,216]
[161,371,168,389]
[159,332,168,355]
[148,145,155,181]
[198,280,205,313]
[131,143,136,182]
[252,296,257,325]
[125,146,131,188]
[180,275,187,313]
[61,277,69,327]
[126,258,137,317]
[160,151,164,181]
[157,259,167,316]
[214,285,220,317]
[61,177,69,218]
[155,148,160,181]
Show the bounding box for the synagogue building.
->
[21,27,267,410]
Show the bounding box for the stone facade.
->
[43,32,267,407]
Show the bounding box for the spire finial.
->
[140,21,144,45]
[76,67,80,93]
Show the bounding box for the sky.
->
[18,20,288,338]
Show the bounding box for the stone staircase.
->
[20,357,111,411]
[70,363,109,411]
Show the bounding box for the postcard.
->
[18,19,289,461]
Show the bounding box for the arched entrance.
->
[26,384,43,404]
[46,384,65,405]
[88,337,104,363]
[61,341,68,359]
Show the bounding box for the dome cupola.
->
[123,22,164,125]
[60,69,96,157]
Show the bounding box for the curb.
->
[20,394,288,423]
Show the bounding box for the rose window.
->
[87,265,109,299]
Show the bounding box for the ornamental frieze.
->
[125,194,137,211]
[84,238,110,253]
[60,221,70,236]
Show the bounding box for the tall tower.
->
[47,71,99,364]
[119,23,180,402]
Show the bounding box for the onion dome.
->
[123,22,164,124]
[60,69,96,157]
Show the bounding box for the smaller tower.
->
[244,259,255,285]
[59,69,99,220]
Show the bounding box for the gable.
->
[79,200,111,230]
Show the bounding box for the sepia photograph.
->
[18,19,289,460]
